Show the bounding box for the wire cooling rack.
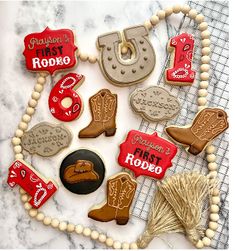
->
[131,1,229,249]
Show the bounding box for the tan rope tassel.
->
[137,188,185,248]
[157,172,210,245]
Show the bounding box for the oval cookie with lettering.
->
[21,122,72,157]
[130,86,180,122]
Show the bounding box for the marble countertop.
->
[0,0,197,249]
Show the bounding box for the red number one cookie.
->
[7,160,57,209]
[118,130,177,180]
[165,33,195,86]
[48,73,84,122]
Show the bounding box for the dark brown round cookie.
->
[60,149,105,194]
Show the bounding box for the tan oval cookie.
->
[130,86,180,122]
[21,122,72,157]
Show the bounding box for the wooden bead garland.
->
[10,5,220,250]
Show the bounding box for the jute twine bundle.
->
[137,172,217,248]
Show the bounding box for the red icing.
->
[48,73,84,122]
[166,33,195,85]
[7,160,57,209]
[23,27,77,74]
[118,130,177,180]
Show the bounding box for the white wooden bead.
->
[188,9,197,19]
[210,213,219,222]
[75,224,84,234]
[31,91,41,100]
[200,63,210,72]
[206,229,215,238]
[106,237,114,247]
[19,188,26,194]
[198,97,207,106]
[122,242,130,249]
[99,234,107,243]
[21,194,29,202]
[198,89,208,97]
[196,240,204,249]
[12,137,21,145]
[67,223,75,232]
[88,55,97,64]
[34,84,44,93]
[144,20,152,30]
[200,72,209,81]
[15,129,24,137]
[39,72,49,77]
[199,22,208,31]
[208,162,217,171]
[80,53,88,61]
[43,216,52,225]
[59,221,67,231]
[121,46,128,54]
[212,188,220,196]
[22,114,31,123]
[202,47,211,56]
[209,221,218,231]
[201,56,210,64]
[83,227,91,237]
[150,15,159,25]
[173,5,181,14]
[157,10,165,19]
[28,99,38,108]
[113,241,122,249]
[37,76,46,85]
[210,204,219,213]
[206,145,215,154]
[15,153,24,159]
[19,122,28,131]
[26,107,35,115]
[200,81,209,89]
[207,154,216,162]
[130,243,138,249]
[24,202,32,210]
[91,230,99,240]
[201,30,211,39]
[14,145,22,154]
[181,5,191,14]
[212,196,220,205]
[165,7,173,16]
[195,14,205,23]
[202,39,211,47]
[202,237,211,246]
[51,218,60,228]
[36,212,45,221]
[208,171,217,179]
[29,208,38,218]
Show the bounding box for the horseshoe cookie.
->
[97,25,156,86]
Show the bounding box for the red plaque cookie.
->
[48,73,84,122]
[118,130,177,180]
[165,33,195,86]
[23,27,77,74]
[7,160,57,208]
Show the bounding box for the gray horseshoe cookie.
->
[130,86,180,122]
[21,122,72,157]
[97,25,156,86]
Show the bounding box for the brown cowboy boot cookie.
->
[88,172,137,225]
[165,108,228,155]
[79,89,117,138]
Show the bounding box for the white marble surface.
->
[0,0,197,249]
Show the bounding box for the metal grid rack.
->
[131,1,229,249]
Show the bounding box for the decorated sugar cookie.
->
[88,172,137,225]
[60,149,105,194]
[165,33,195,86]
[130,86,180,122]
[97,25,156,86]
[118,130,177,180]
[79,89,117,138]
[165,108,229,155]
[48,73,84,122]
[23,27,77,75]
[7,160,57,208]
[21,122,72,157]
